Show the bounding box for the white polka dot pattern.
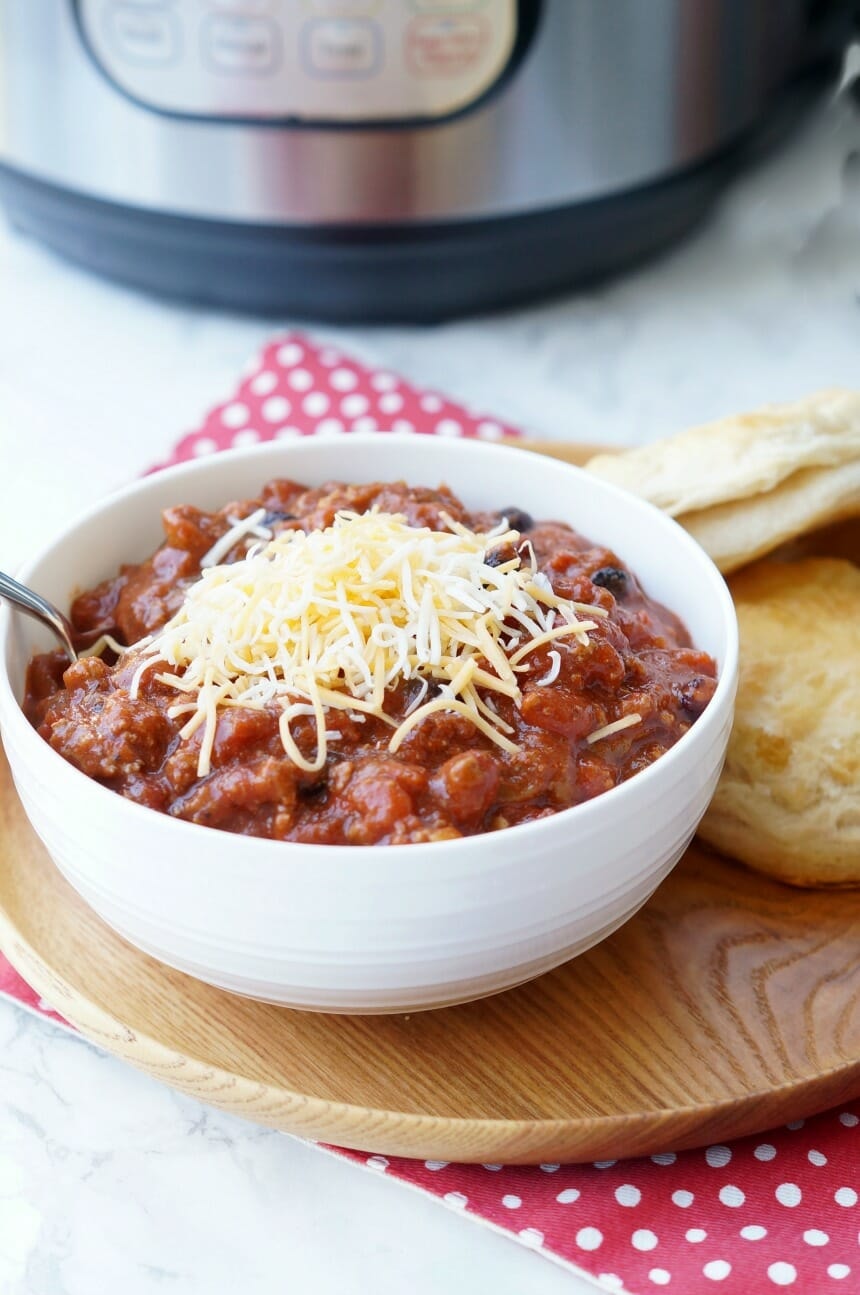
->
[276,341,303,366]
[616,1184,642,1207]
[340,393,369,417]
[329,368,358,391]
[167,332,522,466]
[55,331,860,1295]
[220,401,249,428]
[261,395,290,423]
[250,370,278,395]
[302,392,329,417]
[232,428,260,448]
[767,1261,797,1286]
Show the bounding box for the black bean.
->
[497,507,534,533]
[592,566,628,596]
[677,676,714,719]
[262,509,297,527]
[299,780,327,801]
[484,542,518,568]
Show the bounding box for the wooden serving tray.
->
[2,440,858,1164]
[2,746,859,1164]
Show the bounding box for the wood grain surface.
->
[2,438,858,1163]
[2,743,858,1163]
[500,437,608,465]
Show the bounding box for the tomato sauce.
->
[24,479,717,845]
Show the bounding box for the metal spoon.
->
[0,570,78,661]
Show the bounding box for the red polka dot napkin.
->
[157,333,518,468]
[4,333,858,1295]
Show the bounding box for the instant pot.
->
[0,1,853,320]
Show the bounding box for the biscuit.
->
[586,391,860,573]
[698,558,860,887]
[680,458,860,574]
[769,516,860,565]
[586,389,860,517]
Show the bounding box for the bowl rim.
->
[0,434,739,861]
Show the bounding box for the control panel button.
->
[205,1,277,11]
[202,14,281,73]
[302,0,381,14]
[302,19,381,79]
[80,0,515,120]
[405,14,488,77]
[409,1,487,10]
[105,3,182,66]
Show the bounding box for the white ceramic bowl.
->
[0,435,738,1013]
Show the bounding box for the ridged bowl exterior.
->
[0,437,738,1012]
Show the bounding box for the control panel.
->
[77,0,518,123]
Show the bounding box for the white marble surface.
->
[2,71,860,1295]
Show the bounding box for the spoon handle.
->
[0,570,78,662]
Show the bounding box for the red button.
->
[405,14,489,77]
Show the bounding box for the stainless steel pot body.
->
[0,1,849,318]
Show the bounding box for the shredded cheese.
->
[118,509,606,777]
[200,507,271,569]
[535,650,562,688]
[79,632,129,660]
[586,713,642,745]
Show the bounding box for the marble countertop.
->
[1,71,859,1295]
